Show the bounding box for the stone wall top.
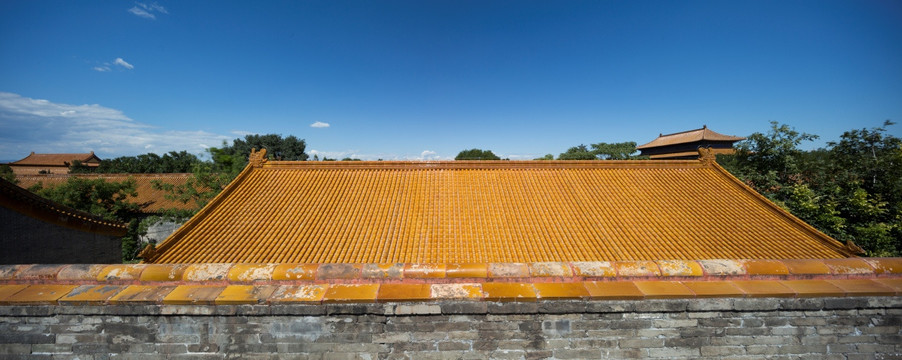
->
[1,258,900,305]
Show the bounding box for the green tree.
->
[0,164,16,184]
[723,121,902,256]
[534,154,554,160]
[557,145,596,160]
[455,149,501,160]
[81,151,202,173]
[590,141,642,160]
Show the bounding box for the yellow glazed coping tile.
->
[162,285,226,305]
[139,264,188,282]
[377,284,433,302]
[822,258,874,275]
[15,264,65,280]
[109,285,177,304]
[3,285,78,304]
[272,264,318,281]
[862,258,902,274]
[97,264,146,281]
[731,280,796,298]
[58,285,126,305]
[698,260,746,276]
[0,285,29,302]
[682,281,745,298]
[488,263,530,278]
[615,261,661,277]
[826,280,895,296]
[529,262,573,277]
[779,280,845,297]
[482,282,537,302]
[743,259,790,275]
[430,283,483,299]
[871,278,902,295]
[583,281,644,300]
[215,285,278,305]
[403,264,446,279]
[782,259,831,275]
[362,263,405,279]
[633,281,695,299]
[317,264,363,280]
[228,264,278,282]
[571,262,616,277]
[269,285,328,303]
[446,263,488,278]
[0,265,26,280]
[183,263,233,281]
[533,282,589,300]
[656,260,704,277]
[322,284,379,303]
[57,264,107,281]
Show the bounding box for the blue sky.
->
[1,1,900,161]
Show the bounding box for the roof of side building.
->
[8,152,102,166]
[15,174,196,213]
[0,178,127,236]
[143,148,854,264]
[637,126,746,149]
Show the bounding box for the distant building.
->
[6,152,102,175]
[15,173,196,214]
[637,126,745,160]
[0,177,126,264]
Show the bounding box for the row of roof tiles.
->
[2,258,900,283]
[2,259,899,304]
[2,279,900,305]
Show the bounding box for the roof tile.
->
[731,280,796,298]
[533,282,589,300]
[446,263,488,278]
[215,285,278,305]
[58,285,126,305]
[482,282,537,302]
[682,281,745,298]
[430,283,483,299]
[322,284,379,303]
[269,285,328,303]
[2,285,78,304]
[779,280,845,297]
[109,285,176,304]
[272,264,318,281]
[378,284,432,302]
[634,281,695,299]
[583,281,644,300]
[163,285,225,305]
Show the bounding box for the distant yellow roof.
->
[637,126,746,149]
[145,150,851,264]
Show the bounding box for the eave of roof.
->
[637,126,746,149]
[145,150,853,264]
[0,178,127,236]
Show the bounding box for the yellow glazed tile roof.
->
[145,150,853,264]
[637,126,746,149]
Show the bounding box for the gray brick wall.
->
[1,297,900,359]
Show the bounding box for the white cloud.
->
[420,150,437,158]
[114,58,134,70]
[93,66,111,72]
[310,121,330,128]
[0,92,231,159]
[128,6,155,19]
[128,2,167,19]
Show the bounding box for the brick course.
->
[1,297,900,359]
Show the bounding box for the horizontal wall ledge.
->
[1,259,900,304]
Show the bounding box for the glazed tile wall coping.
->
[0,258,900,305]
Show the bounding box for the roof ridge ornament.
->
[698,146,716,165]
[844,240,865,255]
[249,148,267,168]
